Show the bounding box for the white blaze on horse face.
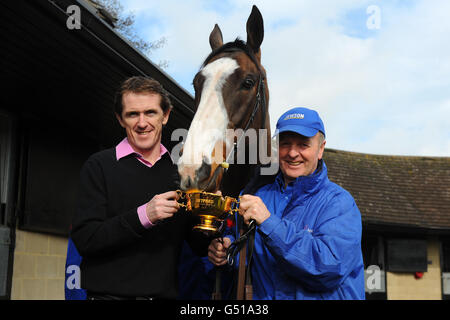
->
[178,57,239,184]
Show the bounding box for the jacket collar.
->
[247,159,329,198]
[283,160,328,200]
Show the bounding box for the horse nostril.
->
[187,176,192,189]
[196,159,211,184]
[182,176,193,190]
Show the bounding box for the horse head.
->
[178,5,270,197]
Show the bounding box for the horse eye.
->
[242,78,255,89]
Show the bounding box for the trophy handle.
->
[228,198,255,229]
[175,190,189,209]
[229,196,241,216]
[176,189,185,199]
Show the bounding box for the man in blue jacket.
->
[208,107,365,300]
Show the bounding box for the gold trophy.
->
[176,190,239,235]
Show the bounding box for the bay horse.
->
[177,5,271,199]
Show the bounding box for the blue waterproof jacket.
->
[229,160,365,300]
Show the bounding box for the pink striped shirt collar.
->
[115,138,170,167]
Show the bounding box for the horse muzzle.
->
[178,159,228,192]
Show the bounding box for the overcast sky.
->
[121,0,450,157]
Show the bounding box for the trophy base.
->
[193,215,223,235]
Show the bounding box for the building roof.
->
[323,149,450,233]
[2,0,194,149]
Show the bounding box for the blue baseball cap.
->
[274,107,325,138]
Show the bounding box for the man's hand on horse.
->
[238,194,271,226]
[208,237,231,266]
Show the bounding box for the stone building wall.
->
[11,230,67,300]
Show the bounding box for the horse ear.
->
[246,5,264,57]
[209,24,223,50]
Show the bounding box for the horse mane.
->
[202,38,261,72]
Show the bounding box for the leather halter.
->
[201,45,268,192]
[224,72,267,165]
